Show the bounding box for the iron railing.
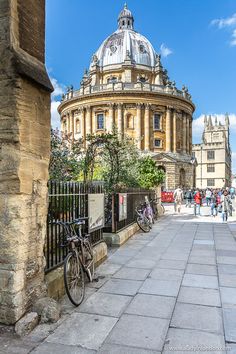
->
[45,180,104,273]
[104,188,156,233]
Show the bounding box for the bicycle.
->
[135,203,152,232]
[150,198,165,221]
[54,217,94,306]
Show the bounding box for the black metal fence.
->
[45,180,104,273]
[104,188,156,233]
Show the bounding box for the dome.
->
[90,4,157,69]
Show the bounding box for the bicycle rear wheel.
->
[64,252,85,306]
[136,215,151,233]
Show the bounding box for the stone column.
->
[189,115,192,155]
[166,107,172,152]
[117,103,123,136]
[137,103,142,149]
[107,103,114,132]
[81,107,86,147]
[70,111,74,141]
[86,106,92,136]
[186,115,190,154]
[173,110,177,153]
[144,104,150,150]
[0,0,53,324]
[183,112,187,153]
[92,110,97,134]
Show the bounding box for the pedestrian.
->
[185,189,193,208]
[230,186,235,199]
[220,190,232,222]
[205,188,212,206]
[210,192,218,217]
[194,189,202,216]
[173,186,184,213]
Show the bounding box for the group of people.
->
[173,186,234,222]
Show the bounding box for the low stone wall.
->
[45,241,107,300]
[103,223,140,247]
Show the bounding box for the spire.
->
[204,115,207,127]
[208,115,213,127]
[225,113,230,127]
[215,115,218,126]
[118,4,134,30]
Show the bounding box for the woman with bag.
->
[220,190,232,222]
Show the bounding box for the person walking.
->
[220,190,232,222]
[185,189,193,208]
[210,191,218,217]
[194,189,202,216]
[174,186,184,213]
[205,188,212,206]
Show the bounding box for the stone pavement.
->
[2,205,236,354]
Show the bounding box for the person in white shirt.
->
[173,187,184,213]
[205,188,212,206]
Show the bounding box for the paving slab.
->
[186,263,217,276]
[171,302,223,334]
[223,308,236,343]
[217,256,236,265]
[220,286,236,306]
[163,328,226,354]
[182,274,218,289]
[219,273,236,287]
[77,292,131,317]
[126,258,157,269]
[112,267,150,281]
[148,268,183,281]
[194,240,215,245]
[98,343,161,354]
[139,279,180,297]
[156,259,186,270]
[46,313,117,350]
[218,264,236,275]
[106,314,169,351]
[98,279,142,296]
[188,256,216,265]
[125,294,175,319]
[107,255,133,265]
[31,342,96,354]
[217,250,236,257]
[177,286,221,307]
[97,263,122,276]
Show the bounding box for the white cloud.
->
[160,43,173,57]
[211,13,236,28]
[211,13,236,46]
[51,100,61,129]
[50,77,66,99]
[232,152,236,173]
[192,113,236,142]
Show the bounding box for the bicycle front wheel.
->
[83,239,95,282]
[136,215,151,233]
[64,252,85,306]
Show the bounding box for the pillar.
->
[173,110,177,153]
[183,112,187,153]
[92,110,96,134]
[0,0,53,324]
[86,106,92,136]
[166,107,171,152]
[137,103,142,149]
[107,103,114,132]
[186,115,190,154]
[81,107,86,147]
[70,111,74,140]
[189,115,193,155]
[117,103,123,136]
[144,104,150,150]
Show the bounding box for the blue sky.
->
[46,0,236,171]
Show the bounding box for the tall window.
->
[153,113,161,130]
[97,113,104,130]
[76,119,80,133]
[154,139,161,147]
[207,150,215,160]
[127,114,134,129]
[207,179,215,187]
[207,164,215,172]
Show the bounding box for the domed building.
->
[58,4,195,190]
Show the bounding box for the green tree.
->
[137,155,165,189]
[49,129,83,180]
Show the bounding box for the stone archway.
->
[0,0,52,324]
[179,168,186,188]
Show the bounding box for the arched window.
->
[107,76,117,84]
[179,168,186,188]
[97,113,104,130]
[127,113,134,129]
[153,113,161,130]
[76,119,80,133]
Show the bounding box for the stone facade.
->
[192,115,231,188]
[0,0,52,324]
[58,5,195,190]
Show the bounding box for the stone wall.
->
[0,0,52,324]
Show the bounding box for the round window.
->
[110,45,117,53]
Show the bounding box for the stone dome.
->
[90,4,157,69]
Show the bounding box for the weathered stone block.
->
[15,312,39,336]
